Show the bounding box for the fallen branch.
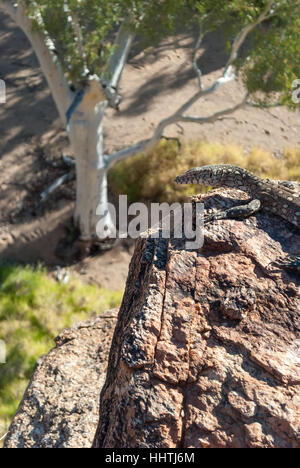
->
[40,170,75,203]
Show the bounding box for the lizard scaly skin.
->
[175,164,300,229]
[175,164,300,273]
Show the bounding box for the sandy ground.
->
[0,10,299,290]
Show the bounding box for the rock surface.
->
[4,310,118,448]
[93,189,300,448]
[4,189,300,449]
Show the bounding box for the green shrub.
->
[0,264,123,443]
[108,140,300,203]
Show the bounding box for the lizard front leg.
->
[271,255,300,275]
[203,199,299,274]
[204,199,261,224]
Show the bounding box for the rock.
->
[4,188,300,449]
[93,188,300,448]
[4,311,118,448]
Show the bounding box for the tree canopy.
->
[19,0,300,108]
[1,0,299,240]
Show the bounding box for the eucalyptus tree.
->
[1,0,299,241]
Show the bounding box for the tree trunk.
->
[69,80,115,241]
[1,4,134,241]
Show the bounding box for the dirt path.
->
[0,10,299,290]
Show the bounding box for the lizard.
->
[174,164,300,273]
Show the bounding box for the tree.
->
[1,0,299,242]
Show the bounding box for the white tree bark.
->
[2,0,71,123]
[104,21,134,89]
[68,81,111,241]
[68,25,134,241]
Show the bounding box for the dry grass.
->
[109,140,300,202]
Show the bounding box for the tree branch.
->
[193,28,205,90]
[2,0,71,124]
[67,22,134,129]
[39,170,75,203]
[1,0,17,21]
[70,11,86,66]
[106,96,248,168]
[106,3,278,168]
[224,0,275,74]
[100,20,134,109]
[105,21,134,89]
